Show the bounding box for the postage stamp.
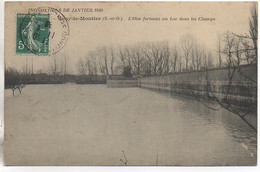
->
[16,13,50,55]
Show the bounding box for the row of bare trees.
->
[48,56,69,77]
[76,36,218,77]
[76,4,257,77]
[77,19,257,77]
[20,55,70,76]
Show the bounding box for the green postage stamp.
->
[16,13,50,55]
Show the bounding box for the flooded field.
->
[4,84,257,165]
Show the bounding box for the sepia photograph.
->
[3,1,258,166]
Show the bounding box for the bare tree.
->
[22,57,29,75]
[143,41,170,75]
[31,57,34,74]
[63,55,68,81]
[242,39,252,63]
[232,3,257,63]
[249,3,258,59]
[89,52,98,76]
[203,50,214,69]
[161,42,171,74]
[194,42,203,70]
[170,45,179,72]
[142,43,153,75]
[196,30,257,132]
[97,47,109,75]
[217,34,222,67]
[117,45,134,75]
[234,37,243,65]
[49,56,58,75]
[96,49,107,75]
[109,47,116,75]
[76,58,86,75]
[180,34,194,70]
[130,44,146,75]
[118,46,126,67]
[222,31,236,67]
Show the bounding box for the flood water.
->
[4,84,257,165]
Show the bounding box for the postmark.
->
[16,7,69,55]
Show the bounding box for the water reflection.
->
[145,88,257,165]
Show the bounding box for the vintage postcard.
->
[4,1,257,166]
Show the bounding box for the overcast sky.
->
[5,2,254,74]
